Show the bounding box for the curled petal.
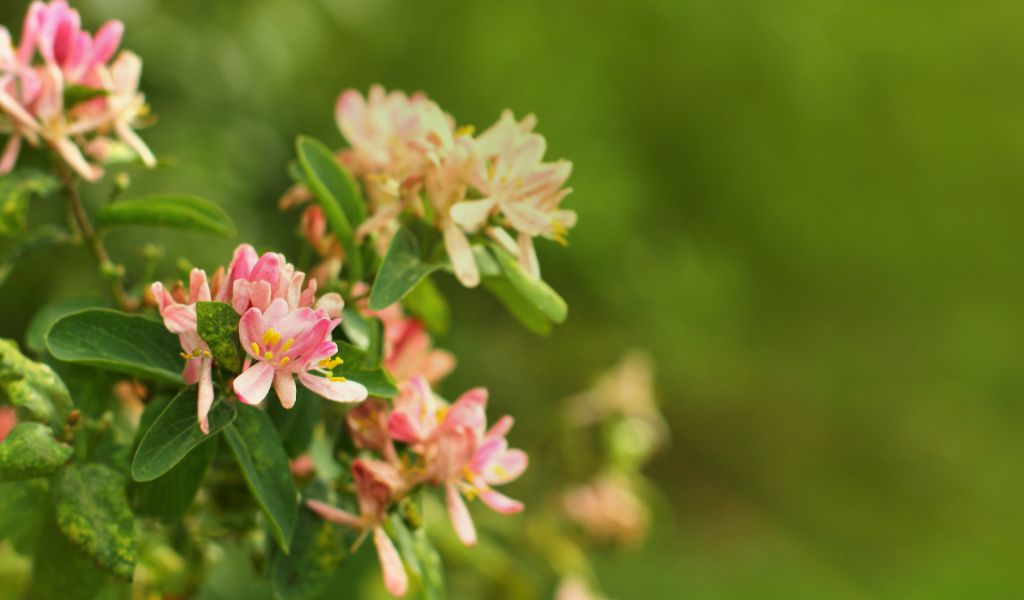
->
[305,499,362,529]
[197,358,214,434]
[449,197,496,232]
[373,526,408,597]
[298,373,367,403]
[314,292,344,319]
[233,361,275,405]
[478,487,524,514]
[446,483,477,546]
[483,448,528,486]
[443,220,479,288]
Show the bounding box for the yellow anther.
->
[251,342,261,355]
[461,466,475,481]
[435,406,449,424]
[319,356,343,369]
[265,351,274,360]
[279,356,290,367]
[192,348,203,357]
[281,338,294,352]
[203,350,212,358]
[180,352,190,360]
[262,328,281,347]
[329,376,348,383]
[455,124,475,137]
[491,464,508,477]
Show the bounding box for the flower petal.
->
[273,371,297,409]
[233,361,275,405]
[478,487,524,514]
[298,373,368,403]
[443,220,479,288]
[373,526,408,597]
[446,483,477,546]
[305,499,362,528]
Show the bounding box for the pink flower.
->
[226,244,342,318]
[0,406,16,442]
[151,269,217,433]
[347,398,398,464]
[306,458,409,597]
[561,473,650,546]
[233,298,367,408]
[388,377,528,546]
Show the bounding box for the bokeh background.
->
[3,0,1023,597]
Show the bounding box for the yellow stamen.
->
[435,406,449,424]
[180,352,190,360]
[251,342,260,355]
[329,376,348,382]
[202,350,212,358]
[279,356,290,366]
[265,351,274,360]
[262,328,281,347]
[455,124,475,137]
[319,356,343,369]
[281,338,294,352]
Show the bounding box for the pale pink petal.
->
[197,358,214,434]
[443,220,479,288]
[386,412,422,444]
[160,304,195,333]
[54,136,102,181]
[449,197,496,231]
[238,308,265,355]
[478,487,524,514]
[486,415,514,440]
[233,361,275,405]
[91,20,123,64]
[517,232,540,279]
[305,499,362,529]
[483,448,528,485]
[373,526,408,597]
[0,135,21,174]
[314,292,344,319]
[298,373,367,403]
[273,371,297,409]
[115,119,156,168]
[446,483,477,546]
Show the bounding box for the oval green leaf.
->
[370,226,445,311]
[489,242,568,324]
[296,135,364,281]
[333,341,398,398]
[131,385,237,482]
[196,301,244,373]
[97,194,236,237]
[0,422,73,480]
[55,463,137,580]
[47,308,185,384]
[224,404,298,552]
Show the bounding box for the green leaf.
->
[0,224,71,286]
[64,84,109,107]
[269,482,354,600]
[481,276,552,336]
[0,422,73,480]
[47,308,185,384]
[267,386,319,458]
[196,301,244,373]
[129,396,217,521]
[296,135,364,281]
[55,463,138,580]
[224,404,298,552]
[32,513,114,600]
[96,194,237,237]
[340,306,371,350]
[0,478,49,551]
[25,297,106,356]
[370,226,446,311]
[388,513,446,600]
[489,242,568,323]
[0,170,59,237]
[0,338,73,430]
[402,276,450,335]
[131,385,236,482]
[333,341,398,398]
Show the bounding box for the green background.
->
[2,0,1023,597]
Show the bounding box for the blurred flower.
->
[555,576,609,600]
[289,454,315,478]
[561,473,650,547]
[0,406,16,442]
[0,0,155,180]
[347,398,398,464]
[234,297,367,407]
[307,458,409,597]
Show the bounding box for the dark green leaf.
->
[0,170,59,237]
[333,341,398,398]
[402,276,450,335]
[296,136,364,280]
[482,276,552,336]
[370,226,446,311]
[0,422,73,480]
[96,194,236,237]
[0,478,49,551]
[55,463,137,580]
[388,513,446,600]
[25,297,106,356]
[489,242,568,323]
[33,513,114,600]
[267,386,319,458]
[131,385,236,482]
[224,404,298,552]
[269,482,354,600]
[47,308,185,384]
[0,224,71,286]
[0,338,73,430]
[64,84,109,107]
[197,301,244,373]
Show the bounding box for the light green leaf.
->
[0,338,73,430]
[0,478,49,551]
[489,242,568,323]
[224,404,298,552]
[388,513,446,600]
[402,276,450,335]
[0,170,59,237]
[131,385,236,482]
[334,341,398,398]
[482,276,553,336]
[47,308,185,384]
[0,422,73,480]
[296,136,364,280]
[55,463,138,580]
[96,194,236,237]
[370,226,445,311]
[64,84,109,107]
[196,301,244,373]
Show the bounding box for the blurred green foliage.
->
[2,0,1023,597]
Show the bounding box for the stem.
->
[56,163,137,311]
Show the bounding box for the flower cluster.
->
[283,85,575,288]
[308,376,528,597]
[0,0,154,181]
[151,244,366,433]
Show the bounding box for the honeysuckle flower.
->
[561,473,650,546]
[388,377,527,546]
[226,244,342,318]
[151,268,216,433]
[233,297,367,408]
[307,458,409,597]
[0,406,16,442]
[0,0,154,180]
[555,576,608,600]
[347,398,399,464]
